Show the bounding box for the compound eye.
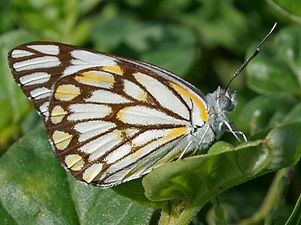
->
[218,95,231,110]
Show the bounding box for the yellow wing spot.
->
[116,108,126,122]
[124,128,140,137]
[64,154,82,168]
[169,82,208,121]
[75,71,115,87]
[54,84,81,101]
[120,128,139,142]
[123,79,150,103]
[138,91,148,102]
[102,65,123,75]
[71,159,85,171]
[82,163,103,183]
[50,105,67,124]
[52,130,73,150]
[162,127,189,141]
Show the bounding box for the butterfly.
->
[7,24,275,188]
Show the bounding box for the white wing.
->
[8,41,209,187]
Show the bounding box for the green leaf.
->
[11,0,86,42]
[239,95,297,134]
[246,56,299,95]
[142,122,301,224]
[124,0,190,17]
[113,179,163,209]
[0,0,14,33]
[0,30,37,151]
[275,26,301,86]
[0,201,17,225]
[271,0,301,17]
[143,140,267,202]
[181,0,250,52]
[68,177,154,225]
[79,0,103,16]
[140,25,196,76]
[246,26,301,95]
[283,102,301,123]
[0,127,153,225]
[267,0,301,24]
[285,193,301,225]
[68,20,91,45]
[207,141,233,154]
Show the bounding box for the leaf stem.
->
[158,200,202,225]
[239,167,295,225]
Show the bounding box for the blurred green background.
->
[0,0,300,225]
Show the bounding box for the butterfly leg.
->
[233,130,247,142]
[223,120,247,142]
[191,125,210,155]
[177,141,193,160]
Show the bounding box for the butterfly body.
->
[8,42,236,187]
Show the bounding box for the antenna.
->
[225,22,278,91]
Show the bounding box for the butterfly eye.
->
[218,95,232,111]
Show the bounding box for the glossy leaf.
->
[246,43,300,95]
[0,30,36,151]
[239,95,297,134]
[246,26,301,95]
[79,0,103,16]
[181,0,250,52]
[275,26,301,84]
[283,102,301,123]
[143,140,267,202]
[267,0,301,24]
[11,0,89,43]
[142,122,301,224]
[0,201,17,225]
[0,0,14,33]
[113,179,163,209]
[0,127,153,225]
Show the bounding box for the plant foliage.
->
[0,0,300,224]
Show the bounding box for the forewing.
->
[8,41,209,187]
[8,41,118,121]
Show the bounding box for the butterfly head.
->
[205,87,237,138]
